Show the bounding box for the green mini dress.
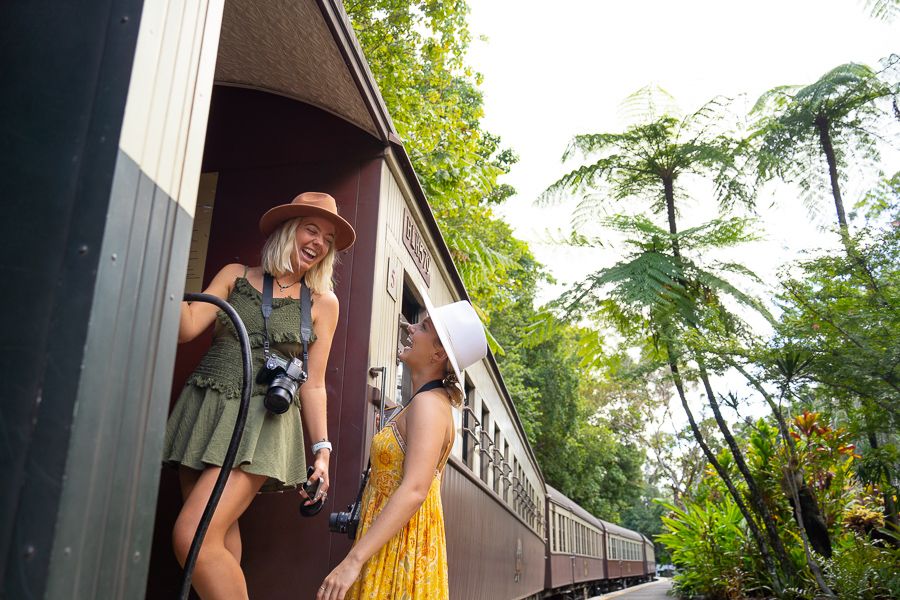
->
[163,276,315,493]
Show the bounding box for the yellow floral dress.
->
[346,411,453,600]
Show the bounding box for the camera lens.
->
[328,511,347,533]
[264,374,297,414]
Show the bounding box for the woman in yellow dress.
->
[316,296,488,600]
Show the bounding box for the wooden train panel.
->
[443,460,545,600]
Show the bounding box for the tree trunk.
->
[732,362,836,565]
[663,176,681,258]
[667,357,784,592]
[697,366,799,582]
[815,112,850,251]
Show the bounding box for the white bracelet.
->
[311,440,333,454]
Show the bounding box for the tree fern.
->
[750,58,899,242]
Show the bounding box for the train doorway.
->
[144,79,385,597]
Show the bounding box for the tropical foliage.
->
[540,62,899,597]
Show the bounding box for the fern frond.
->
[618,85,681,125]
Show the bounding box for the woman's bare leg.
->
[173,467,266,600]
[179,468,244,562]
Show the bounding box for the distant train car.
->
[544,486,654,598]
[601,520,650,585]
[545,485,607,596]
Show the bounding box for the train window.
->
[492,426,501,493]
[551,512,556,552]
[558,514,563,552]
[501,440,509,502]
[560,514,565,552]
[479,405,490,484]
[461,379,475,469]
[509,456,516,508]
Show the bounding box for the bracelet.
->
[311,440,333,454]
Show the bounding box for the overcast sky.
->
[466,1,897,427]
[467,0,898,303]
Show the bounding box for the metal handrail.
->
[179,293,252,600]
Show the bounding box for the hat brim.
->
[420,292,463,387]
[258,204,356,251]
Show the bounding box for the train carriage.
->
[545,485,607,595]
[4,2,648,599]
[544,486,655,598]
[602,520,649,584]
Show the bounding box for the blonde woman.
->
[163,192,355,600]
[317,297,488,600]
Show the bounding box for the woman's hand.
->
[316,556,362,600]
[178,263,245,343]
[300,451,330,505]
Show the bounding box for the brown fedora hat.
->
[258,192,356,251]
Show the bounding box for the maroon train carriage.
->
[545,485,607,598]
[601,520,653,586]
[544,486,655,598]
[442,349,547,599]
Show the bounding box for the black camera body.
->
[329,467,369,539]
[256,353,307,414]
[328,501,362,539]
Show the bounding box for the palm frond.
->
[864,0,899,22]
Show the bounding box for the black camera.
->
[328,502,362,539]
[329,468,369,539]
[256,353,307,414]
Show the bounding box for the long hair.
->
[260,217,337,295]
[441,370,464,407]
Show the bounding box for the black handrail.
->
[178,293,253,600]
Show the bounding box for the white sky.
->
[468,0,898,302]
[466,1,898,432]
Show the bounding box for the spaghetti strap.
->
[242,265,248,278]
[436,430,454,470]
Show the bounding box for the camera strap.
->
[261,272,312,368]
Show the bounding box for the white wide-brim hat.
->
[421,292,488,386]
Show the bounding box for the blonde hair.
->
[442,371,464,407]
[260,217,337,295]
